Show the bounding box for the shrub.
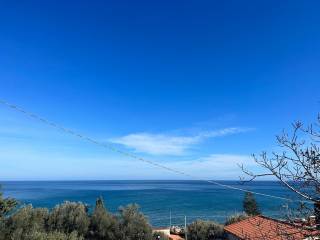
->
[225,213,248,225]
[48,201,90,236]
[118,204,153,240]
[27,231,84,240]
[187,220,224,240]
[89,197,120,240]
[0,186,18,219]
[0,188,167,240]
[2,205,49,240]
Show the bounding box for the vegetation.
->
[0,189,154,240]
[243,192,261,216]
[48,201,90,236]
[3,205,49,240]
[187,220,224,240]
[89,197,119,240]
[225,213,248,225]
[241,116,320,205]
[0,187,18,219]
[0,188,230,240]
[0,186,265,240]
[239,115,320,238]
[118,204,153,240]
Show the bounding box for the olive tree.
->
[27,231,84,240]
[187,220,224,240]
[2,205,49,240]
[89,197,120,240]
[118,204,153,240]
[48,201,90,237]
[0,186,18,219]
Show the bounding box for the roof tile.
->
[224,215,319,240]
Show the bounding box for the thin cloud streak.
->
[111,127,253,155]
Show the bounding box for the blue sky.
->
[0,0,320,180]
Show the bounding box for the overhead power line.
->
[0,99,310,203]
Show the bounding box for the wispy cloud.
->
[110,127,253,155]
[111,133,198,155]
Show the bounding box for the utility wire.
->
[0,99,310,203]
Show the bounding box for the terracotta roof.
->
[224,215,319,240]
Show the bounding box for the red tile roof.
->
[224,215,319,240]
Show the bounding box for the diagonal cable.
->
[0,99,310,203]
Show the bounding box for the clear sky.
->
[0,0,320,180]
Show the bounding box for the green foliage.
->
[1,188,238,240]
[48,201,90,236]
[225,213,248,225]
[152,231,169,240]
[0,186,18,219]
[2,205,49,240]
[25,231,84,240]
[187,220,224,240]
[0,202,89,240]
[118,204,153,240]
[243,192,261,216]
[0,189,158,240]
[89,197,119,240]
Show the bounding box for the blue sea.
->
[1,180,300,227]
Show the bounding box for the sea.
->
[1,180,301,227]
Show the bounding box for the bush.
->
[118,204,153,240]
[225,213,248,225]
[3,205,49,240]
[48,201,90,236]
[0,190,158,240]
[27,231,84,240]
[89,197,120,240]
[0,186,18,219]
[187,220,224,240]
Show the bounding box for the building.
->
[224,215,319,240]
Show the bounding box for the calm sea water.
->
[1,180,299,227]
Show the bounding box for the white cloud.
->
[111,133,198,155]
[198,127,253,138]
[110,127,252,155]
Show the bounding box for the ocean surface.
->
[1,180,300,227]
